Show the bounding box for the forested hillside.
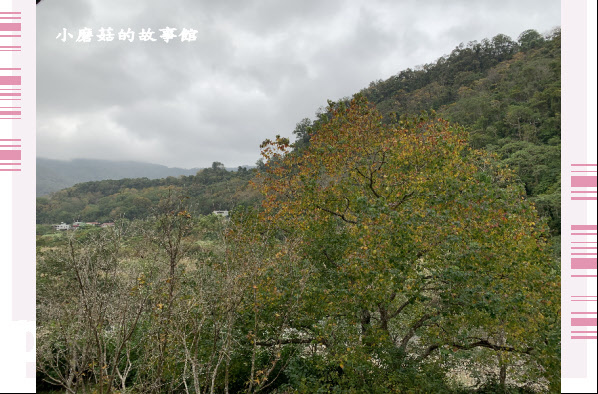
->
[37,29,560,235]
[36,162,259,224]
[297,28,561,233]
[37,29,561,393]
[37,158,201,196]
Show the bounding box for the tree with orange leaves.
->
[254,95,559,391]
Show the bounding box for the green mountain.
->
[36,158,201,196]
[36,162,259,224]
[296,28,561,233]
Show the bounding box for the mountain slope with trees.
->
[294,28,560,233]
[37,158,202,196]
[36,162,259,224]
[38,29,560,235]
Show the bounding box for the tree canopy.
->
[254,95,559,391]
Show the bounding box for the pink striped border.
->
[0,22,20,31]
[0,76,20,85]
[572,225,598,230]
[572,176,598,187]
[572,258,598,270]
[570,164,598,200]
[572,318,598,326]
[0,150,21,160]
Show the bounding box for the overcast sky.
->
[36,0,560,169]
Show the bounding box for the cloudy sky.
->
[36,0,560,169]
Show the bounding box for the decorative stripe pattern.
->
[0,12,23,173]
[571,164,598,200]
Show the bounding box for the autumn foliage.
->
[36,96,559,393]
[255,95,559,391]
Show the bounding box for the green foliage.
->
[350,29,561,234]
[36,164,259,225]
[256,96,559,392]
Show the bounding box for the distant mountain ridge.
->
[37,158,201,196]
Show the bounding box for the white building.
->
[52,222,71,231]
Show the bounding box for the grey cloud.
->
[37,0,560,168]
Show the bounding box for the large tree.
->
[255,95,559,391]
